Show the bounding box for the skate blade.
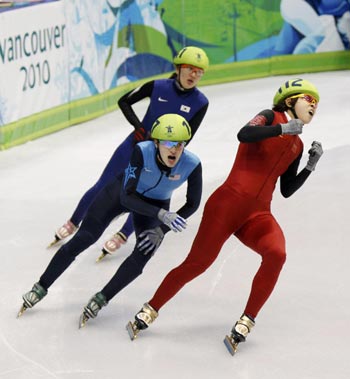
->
[78,313,89,329]
[47,236,60,248]
[126,321,139,341]
[17,304,28,318]
[224,335,239,356]
[96,251,110,263]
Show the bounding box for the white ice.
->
[1,71,350,379]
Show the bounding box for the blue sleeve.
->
[120,146,161,218]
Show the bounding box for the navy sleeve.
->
[237,109,283,143]
[158,162,203,234]
[118,81,154,130]
[280,152,312,198]
[187,103,209,144]
[120,146,161,218]
[176,162,202,218]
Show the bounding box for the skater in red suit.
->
[126,78,324,354]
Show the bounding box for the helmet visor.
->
[290,94,318,107]
[159,140,186,149]
[181,64,204,77]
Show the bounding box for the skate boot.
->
[126,303,158,340]
[96,231,127,262]
[78,292,108,328]
[48,220,77,247]
[224,314,255,356]
[17,282,47,317]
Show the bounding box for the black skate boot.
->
[78,292,108,328]
[126,303,158,340]
[17,282,48,317]
[224,314,255,355]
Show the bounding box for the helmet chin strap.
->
[291,107,298,119]
[156,148,166,165]
[155,145,171,175]
[174,76,186,91]
[286,99,298,119]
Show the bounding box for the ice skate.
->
[48,220,77,248]
[78,292,107,328]
[224,314,255,356]
[126,303,158,340]
[96,232,127,262]
[17,282,47,318]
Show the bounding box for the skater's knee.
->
[263,246,286,268]
[131,249,152,272]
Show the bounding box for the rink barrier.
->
[1,50,349,150]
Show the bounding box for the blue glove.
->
[137,227,164,255]
[306,141,323,171]
[158,209,187,233]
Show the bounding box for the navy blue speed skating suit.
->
[69,78,208,239]
[38,140,202,301]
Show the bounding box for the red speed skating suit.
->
[148,110,306,319]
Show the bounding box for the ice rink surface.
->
[1,71,350,379]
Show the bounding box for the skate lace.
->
[104,233,126,253]
[23,284,47,307]
[234,315,255,338]
[136,303,158,327]
[88,301,101,316]
[57,221,76,239]
[85,293,107,317]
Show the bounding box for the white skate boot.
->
[126,303,158,340]
[48,220,77,247]
[96,231,127,262]
[224,314,255,355]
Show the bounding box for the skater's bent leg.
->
[40,183,124,290]
[149,212,232,311]
[70,175,117,226]
[118,213,134,240]
[70,184,103,226]
[70,139,133,225]
[101,247,153,301]
[235,214,286,319]
[40,215,113,289]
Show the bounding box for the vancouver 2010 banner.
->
[0,0,349,146]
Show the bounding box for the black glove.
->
[137,227,164,255]
[134,127,147,143]
[306,141,323,171]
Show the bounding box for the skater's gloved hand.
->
[137,227,164,255]
[158,209,187,233]
[134,127,147,143]
[280,119,304,135]
[306,141,323,171]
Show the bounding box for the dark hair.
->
[272,96,299,112]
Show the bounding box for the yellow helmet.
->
[173,46,209,71]
[273,78,320,105]
[151,114,192,141]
